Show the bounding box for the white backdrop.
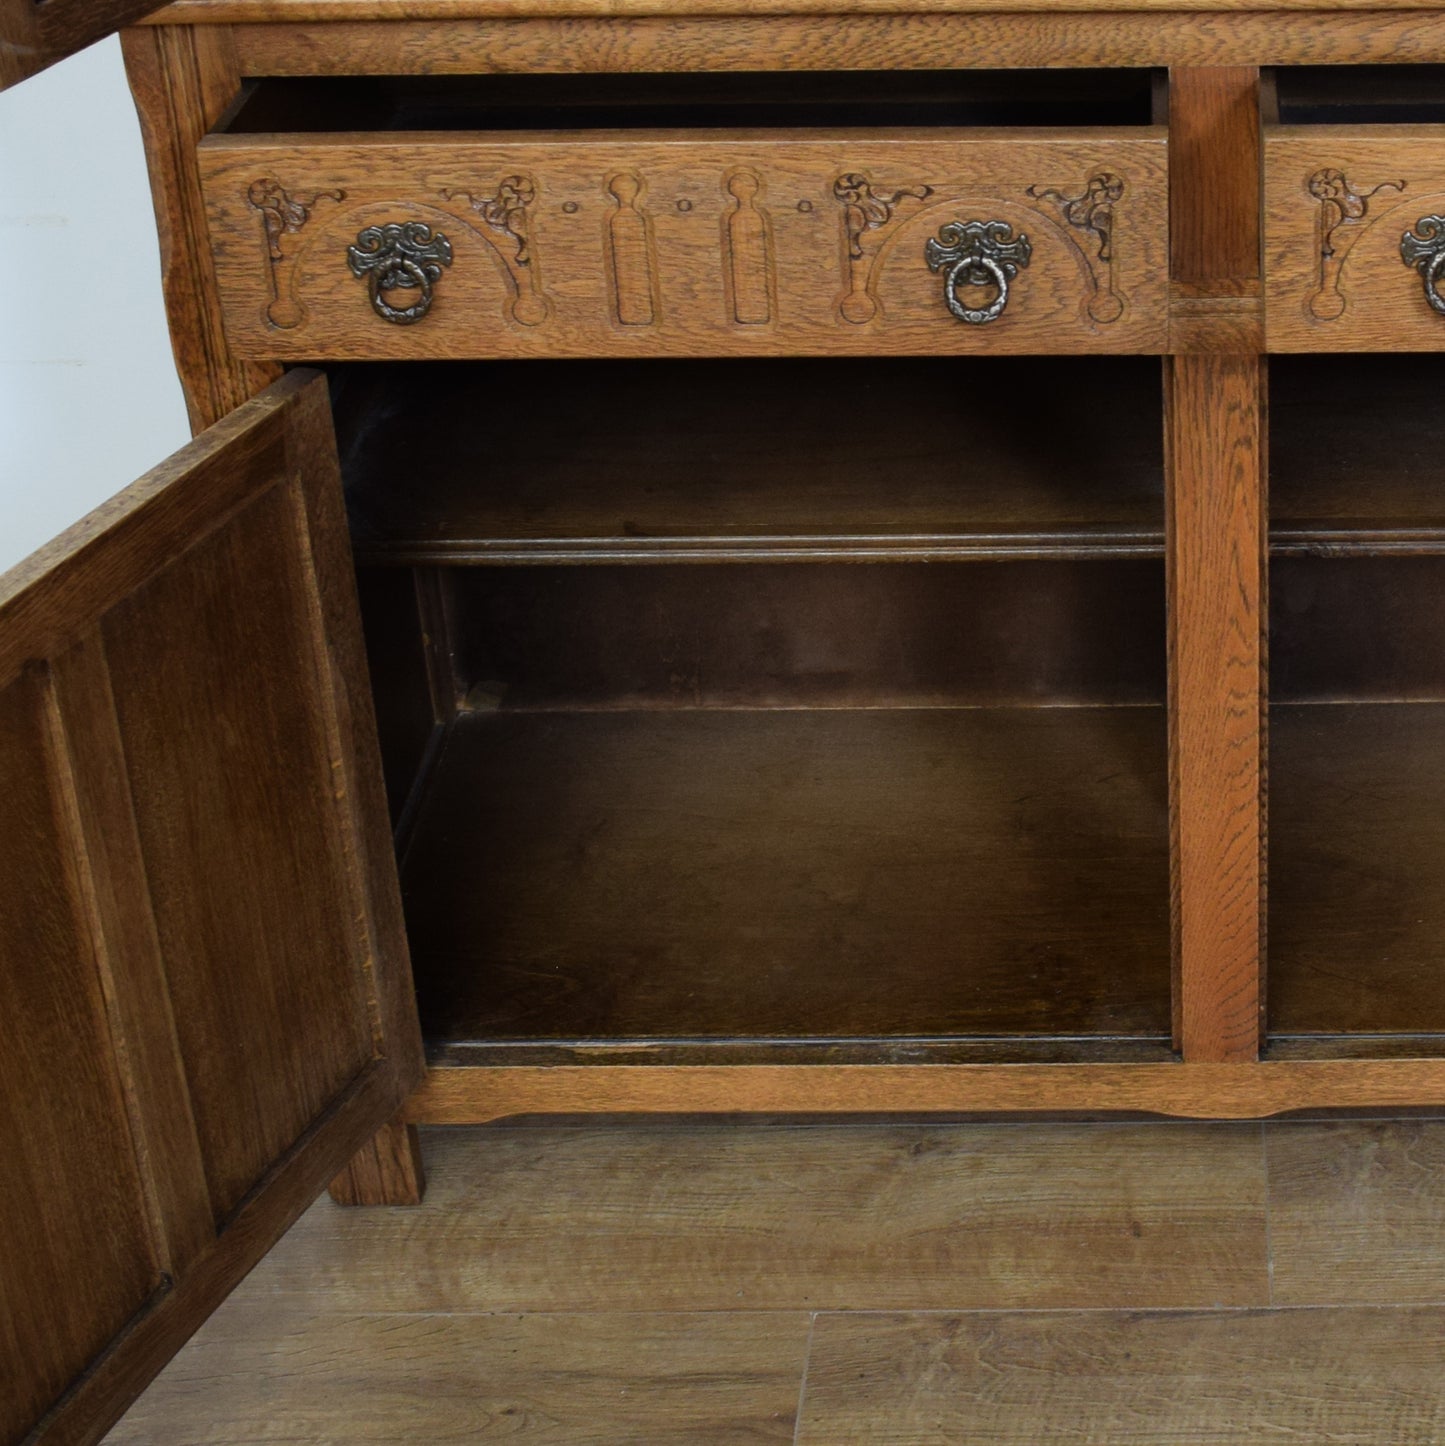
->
[0,35,191,576]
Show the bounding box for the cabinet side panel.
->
[121,24,282,431]
[0,672,160,1446]
[101,483,375,1226]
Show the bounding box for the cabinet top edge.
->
[141,0,1445,24]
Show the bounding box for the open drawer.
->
[1265,66,1445,350]
[196,70,1169,360]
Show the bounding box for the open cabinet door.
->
[0,372,423,1446]
[1,0,170,88]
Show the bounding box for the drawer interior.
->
[342,355,1173,1064]
[1268,353,1445,1053]
[1270,64,1445,124]
[222,69,1163,135]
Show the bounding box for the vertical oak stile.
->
[120,22,281,432]
[281,382,429,1202]
[1167,68,1267,1063]
[45,636,215,1276]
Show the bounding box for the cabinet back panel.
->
[337,357,1165,566]
[444,561,1165,711]
[1273,556,1445,702]
[0,672,160,1446]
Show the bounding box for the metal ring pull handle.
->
[1402,216,1445,316]
[348,222,454,325]
[925,220,1032,325]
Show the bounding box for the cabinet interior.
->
[1270,63,1445,123]
[221,68,1163,135]
[1269,353,1445,1054]
[338,356,1174,1065]
[335,348,1445,1064]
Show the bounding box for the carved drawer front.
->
[1265,131,1445,351]
[197,131,1168,359]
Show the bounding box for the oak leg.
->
[329,1117,427,1207]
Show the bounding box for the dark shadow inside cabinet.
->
[336,356,1172,1066]
[223,67,1162,135]
[1269,353,1445,1054]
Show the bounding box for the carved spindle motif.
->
[605,173,658,327]
[247,178,345,328]
[833,173,934,323]
[1026,172,1126,323]
[722,169,774,325]
[441,177,549,325]
[1307,168,1405,320]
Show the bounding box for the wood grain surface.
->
[1269,703,1445,1036]
[401,707,1170,1045]
[197,130,1168,359]
[105,1304,809,1443]
[102,478,378,1224]
[1268,1120,1445,1305]
[800,1306,1445,1442]
[1166,353,1266,1062]
[142,0,1445,19]
[225,1122,1269,1311]
[1170,68,1262,287]
[409,1058,1445,1121]
[121,25,282,433]
[217,13,1445,80]
[328,1118,427,1206]
[0,0,168,89]
[0,670,162,1446]
[443,562,1166,709]
[101,1116,1445,1440]
[1266,129,1445,350]
[339,355,1166,564]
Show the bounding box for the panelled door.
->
[0,372,423,1446]
[0,0,169,88]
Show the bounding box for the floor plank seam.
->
[792,1311,818,1446]
[1262,1119,1276,1307]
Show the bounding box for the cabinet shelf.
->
[398,704,1171,1063]
[338,358,1167,565]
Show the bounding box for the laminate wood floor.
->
[105,1118,1445,1444]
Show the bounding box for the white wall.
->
[0,35,191,576]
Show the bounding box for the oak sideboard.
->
[7,1,1445,1440]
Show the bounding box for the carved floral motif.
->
[246,178,345,328]
[1307,168,1405,320]
[832,173,934,323]
[1026,171,1126,323]
[441,176,549,324]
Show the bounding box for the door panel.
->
[0,670,162,1446]
[104,484,376,1224]
[0,0,169,89]
[0,372,422,1446]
